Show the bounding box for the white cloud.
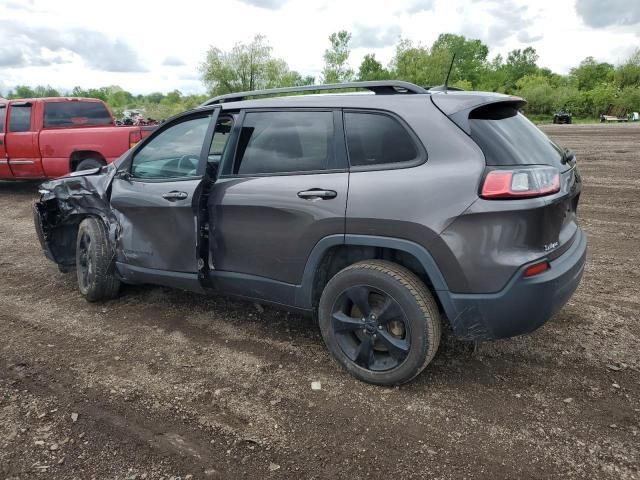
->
[575,0,640,28]
[0,0,637,95]
[351,24,402,49]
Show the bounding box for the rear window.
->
[44,101,112,128]
[469,104,564,167]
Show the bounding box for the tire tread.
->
[76,217,120,302]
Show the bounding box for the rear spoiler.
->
[431,93,526,135]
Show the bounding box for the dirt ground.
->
[1,123,638,480]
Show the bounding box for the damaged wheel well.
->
[47,220,82,267]
[311,244,446,319]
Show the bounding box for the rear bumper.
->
[444,228,587,340]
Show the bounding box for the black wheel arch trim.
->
[295,234,457,319]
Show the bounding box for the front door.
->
[109,108,218,273]
[209,109,348,287]
[5,102,45,178]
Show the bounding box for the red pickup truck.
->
[0,97,153,180]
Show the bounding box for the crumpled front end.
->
[33,167,119,269]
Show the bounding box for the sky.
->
[0,0,639,95]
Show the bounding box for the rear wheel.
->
[76,217,120,302]
[318,260,441,385]
[76,158,105,172]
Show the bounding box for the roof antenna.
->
[443,53,456,94]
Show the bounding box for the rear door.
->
[209,109,348,287]
[109,108,219,273]
[0,103,10,178]
[5,102,45,178]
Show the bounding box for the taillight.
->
[524,261,550,278]
[129,130,142,149]
[481,166,560,199]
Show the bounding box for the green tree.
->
[9,86,36,98]
[146,92,165,104]
[516,75,556,115]
[389,39,437,86]
[322,30,354,83]
[615,48,640,88]
[200,34,302,95]
[570,57,615,91]
[358,54,391,81]
[587,83,618,117]
[162,89,182,105]
[501,47,540,92]
[431,33,489,87]
[476,54,508,92]
[616,86,640,113]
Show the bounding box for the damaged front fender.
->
[34,165,120,268]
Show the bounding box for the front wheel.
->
[76,217,120,302]
[318,260,441,385]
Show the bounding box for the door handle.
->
[162,191,188,201]
[297,189,337,200]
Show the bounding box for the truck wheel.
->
[76,158,105,171]
[76,217,120,302]
[318,260,441,385]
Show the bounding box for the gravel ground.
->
[0,123,638,479]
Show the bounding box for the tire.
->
[76,217,120,302]
[76,158,105,172]
[318,260,441,385]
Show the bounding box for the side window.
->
[131,114,211,179]
[44,101,112,127]
[8,105,32,132]
[0,105,5,133]
[345,112,419,167]
[234,111,334,175]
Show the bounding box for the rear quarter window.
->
[344,112,420,168]
[44,101,113,128]
[0,105,5,133]
[469,104,564,167]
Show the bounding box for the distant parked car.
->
[553,111,572,124]
[0,97,154,180]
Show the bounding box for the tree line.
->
[3,32,639,121]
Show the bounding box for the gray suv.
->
[34,81,587,385]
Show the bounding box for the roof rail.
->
[203,80,428,105]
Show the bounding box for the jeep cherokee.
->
[34,81,587,385]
